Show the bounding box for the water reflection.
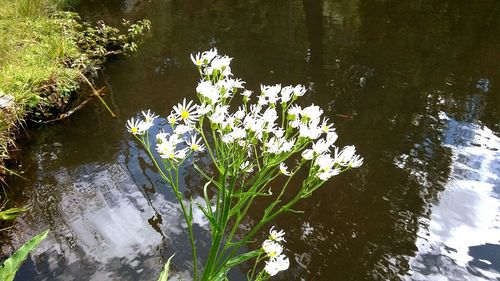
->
[409,115,500,280]
[2,0,499,280]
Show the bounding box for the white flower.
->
[142,109,159,124]
[190,52,203,66]
[293,84,307,97]
[321,118,335,134]
[233,107,246,120]
[269,226,286,242]
[157,142,188,161]
[299,124,322,140]
[287,105,302,121]
[174,124,192,135]
[173,99,200,124]
[280,86,293,103]
[279,163,291,176]
[197,103,212,115]
[261,84,281,104]
[315,153,334,171]
[240,161,254,173]
[302,149,314,160]
[334,146,356,166]
[349,155,363,168]
[264,254,290,276]
[262,240,283,258]
[202,48,218,63]
[317,168,341,181]
[167,112,179,125]
[241,90,252,98]
[209,104,229,124]
[312,139,330,154]
[126,117,147,135]
[301,104,323,121]
[326,132,338,145]
[196,81,220,104]
[186,135,205,152]
[262,107,278,128]
[211,55,232,70]
[222,78,245,90]
[221,133,234,144]
[257,95,268,106]
[273,128,285,138]
[265,136,292,154]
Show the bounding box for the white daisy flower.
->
[280,86,293,103]
[173,98,200,124]
[302,149,314,160]
[262,240,283,258]
[280,162,291,176]
[201,48,218,64]
[196,81,220,104]
[126,117,147,135]
[269,226,286,242]
[293,84,307,97]
[141,109,159,124]
[186,135,205,152]
[190,52,203,66]
[264,254,290,276]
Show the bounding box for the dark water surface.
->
[2,0,500,280]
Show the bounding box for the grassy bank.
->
[0,0,81,170]
[0,0,150,175]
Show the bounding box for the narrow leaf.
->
[0,207,29,221]
[0,229,49,281]
[225,249,261,269]
[157,254,175,281]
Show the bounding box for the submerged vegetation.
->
[129,49,363,280]
[0,0,150,175]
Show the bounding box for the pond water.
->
[2,0,499,280]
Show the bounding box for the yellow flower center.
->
[192,144,199,151]
[181,110,189,119]
[131,127,138,133]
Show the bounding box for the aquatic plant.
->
[127,48,363,280]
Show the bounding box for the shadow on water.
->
[1,0,499,280]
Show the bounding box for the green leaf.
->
[157,254,175,281]
[0,207,29,221]
[225,249,261,269]
[0,229,49,281]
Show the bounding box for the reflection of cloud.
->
[407,114,500,280]
[11,162,192,281]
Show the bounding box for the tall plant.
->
[127,48,363,280]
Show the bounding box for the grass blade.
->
[158,254,175,281]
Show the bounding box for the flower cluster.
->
[126,48,364,280]
[262,227,289,276]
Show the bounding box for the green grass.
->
[0,0,82,172]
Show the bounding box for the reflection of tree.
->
[270,0,498,280]
[37,0,500,280]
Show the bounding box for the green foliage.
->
[0,207,29,221]
[157,254,175,281]
[0,229,49,281]
[0,0,151,172]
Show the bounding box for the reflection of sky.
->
[408,114,500,280]
[11,156,203,281]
